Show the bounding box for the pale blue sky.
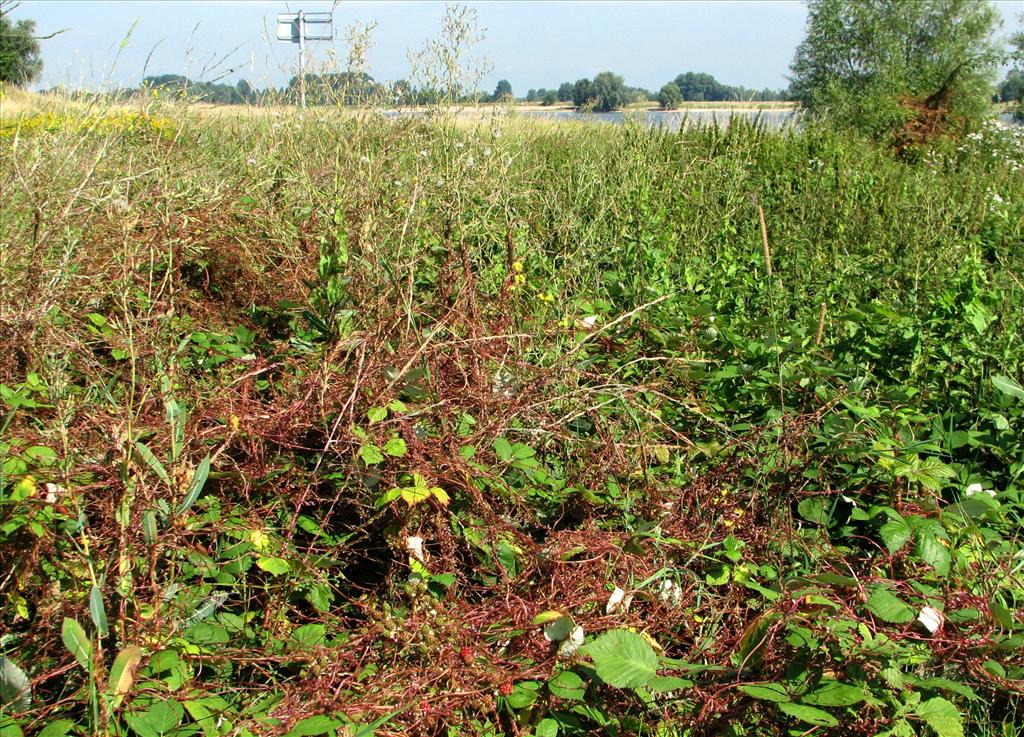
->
[11,1,1024,94]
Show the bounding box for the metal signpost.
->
[276,11,334,108]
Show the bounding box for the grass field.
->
[1,91,1023,737]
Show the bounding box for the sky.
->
[9,0,1024,95]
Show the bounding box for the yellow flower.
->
[512,261,524,273]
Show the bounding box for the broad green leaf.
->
[647,675,693,693]
[400,485,431,506]
[547,670,585,700]
[284,714,342,736]
[367,406,388,423]
[738,682,790,703]
[802,680,865,706]
[0,719,23,737]
[358,444,384,465]
[256,557,291,575]
[992,375,1024,400]
[583,629,658,688]
[535,718,559,737]
[290,624,327,648]
[777,702,839,727]
[383,437,407,457]
[127,699,184,736]
[915,697,964,737]
[916,532,951,575]
[177,454,211,514]
[865,587,914,623]
[134,441,171,487]
[879,518,912,554]
[90,585,108,637]
[107,646,143,697]
[0,656,30,709]
[61,617,92,670]
[37,721,75,737]
[494,436,514,462]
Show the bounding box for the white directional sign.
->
[275,11,334,107]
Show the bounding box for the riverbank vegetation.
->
[2,82,1023,735]
[3,1,1024,735]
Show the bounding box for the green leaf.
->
[916,532,951,575]
[285,715,341,736]
[367,406,388,423]
[383,437,407,457]
[777,702,839,727]
[0,719,23,737]
[535,718,559,737]
[879,518,912,554]
[400,484,431,506]
[865,587,915,623]
[37,721,75,737]
[647,675,693,693]
[177,454,211,514]
[126,699,184,736]
[61,617,92,670]
[801,680,865,706]
[992,375,1024,400]
[494,436,514,462]
[583,629,658,688]
[547,670,585,700]
[90,585,108,637]
[797,498,828,525]
[306,583,333,613]
[0,656,30,709]
[134,441,171,487]
[256,557,291,575]
[290,624,328,648]
[738,682,790,703]
[359,444,384,465]
[532,610,568,625]
[914,697,964,737]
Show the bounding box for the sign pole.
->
[298,10,306,109]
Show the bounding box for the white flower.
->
[44,483,66,504]
[246,157,257,166]
[359,155,370,164]
[577,315,599,330]
[484,147,492,157]
[558,625,585,656]
[965,483,995,498]
[406,536,426,562]
[605,586,632,614]
[418,149,429,158]
[465,155,475,168]
[917,606,943,634]
[659,579,682,607]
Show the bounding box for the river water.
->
[516,108,800,131]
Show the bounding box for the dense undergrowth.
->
[1,97,1023,737]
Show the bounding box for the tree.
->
[1010,14,1024,121]
[658,82,682,110]
[541,90,557,106]
[557,82,574,101]
[789,0,1004,139]
[526,88,537,102]
[572,78,593,108]
[0,4,42,86]
[493,78,512,101]
[589,71,629,112]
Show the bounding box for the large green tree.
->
[0,3,42,86]
[790,0,1004,139]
